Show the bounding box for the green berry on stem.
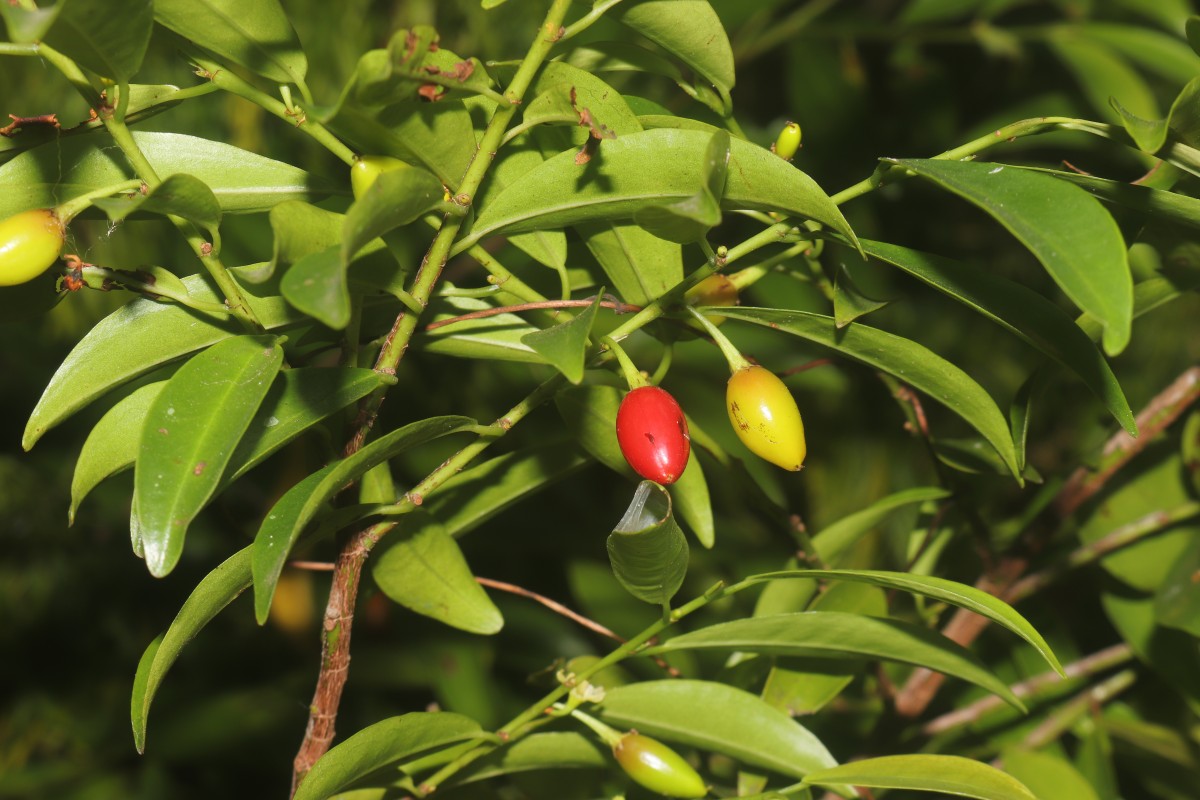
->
[350,154,412,199]
[614,730,707,798]
[773,121,802,161]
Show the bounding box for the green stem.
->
[416,580,727,794]
[685,306,750,372]
[189,51,358,166]
[54,179,143,223]
[568,708,624,748]
[0,42,39,56]
[560,0,628,40]
[75,265,231,315]
[603,336,648,390]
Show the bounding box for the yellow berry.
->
[0,209,66,287]
[726,365,806,470]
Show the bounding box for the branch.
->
[894,365,1200,719]
[424,296,639,331]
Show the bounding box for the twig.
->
[476,577,620,640]
[922,643,1133,736]
[779,357,833,377]
[1015,668,1136,752]
[894,366,1200,718]
[425,297,639,331]
[289,560,336,572]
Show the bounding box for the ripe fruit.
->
[613,731,707,798]
[0,209,66,287]
[773,121,802,161]
[616,386,691,485]
[350,154,412,199]
[727,365,806,470]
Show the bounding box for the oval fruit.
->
[773,121,802,160]
[616,386,691,485]
[0,209,65,287]
[613,731,707,798]
[727,365,806,470]
[350,154,412,199]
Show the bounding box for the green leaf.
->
[44,0,152,82]
[455,732,606,784]
[259,201,344,284]
[459,129,857,254]
[633,129,729,243]
[835,237,1136,435]
[1014,164,1200,234]
[804,755,1037,800]
[647,612,1024,709]
[671,450,714,548]
[555,383,632,475]
[280,246,349,329]
[811,486,949,569]
[520,293,602,384]
[608,480,689,606]
[521,62,642,143]
[70,367,381,524]
[1048,32,1159,121]
[135,335,284,577]
[579,221,683,305]
[890,158,1133,355]
[421,295,545,364]
[742,569,1064,675]
[70,382,165,525]
[598,680,837,779]
[833,263,889,328]
[372,513,503,634]
[1003,749,1101,800]
[154,0,307,85]
[322,100,474,190]
[343,165,446,264]
[0,132,335,219]
[91,173,222,247]
[1078,23,1200,86]
[293,713,483,800]
[480,140,568,273]
[612,0,736,102]
[564,41,685,83]
[131,547,252,754]
[24,267,304,449]
[252,416,475,624]
[719,307,1021,478]
[1155,537,1200,636]
[0,4,62,42]
[427,443,590,538]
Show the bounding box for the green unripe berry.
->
[773,121,802,161]
[350,154,413,200]
[613,731,707,798]
[0,209,66,287]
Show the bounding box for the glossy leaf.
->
[1014,164,1200,234]
[1048,32,1158,121]
[833,263,889,328]
[154,0,307,85]
[1155,538,1200,636]
[672,450,714,548]
[252,416,475,623]
[91,173,222,245]
[322,100,474,190]
[803,755,1037,800]
[836,237,1136,434]
[71,368,381,524]
[891,158,1132,355]
[459,129,857,253]
[428,443,589,538]
[599,680,837,779]
[646,612,1023,708]
[260,201,344,284]
[480,139,568,272]
[44,0,152,82]
[1003,748,1101,800]
[633,129,729,243]
[134,335,284,577]
[0,132,334,219]
[372,513,503,634]
[279,246,347,329]
[522,62,642,144]
[742,569,1063,675]
[132,547,253,753]
[718,307,1020,478]
[456,732,607,784]
[293,713,483,800]
[607,481,689,606]
[343,165,445,265]
[520,293,602,384]
[612,0,736,101]
[556,384,631,474]
[70,382,165,525]
[0,4,61,41]
[1079,23,1200,87]
[580,221,683,305]
[421,295,545,364]
[23,268,304,450]
[564,41,685,83]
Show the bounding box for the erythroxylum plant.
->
[4,0,1200,798]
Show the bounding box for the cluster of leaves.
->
[3,0,1200,798]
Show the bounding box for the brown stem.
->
[424,297,639,332]
[921,643,1133,735]
[893,366,1200,719]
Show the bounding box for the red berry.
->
[615,386,691,485]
